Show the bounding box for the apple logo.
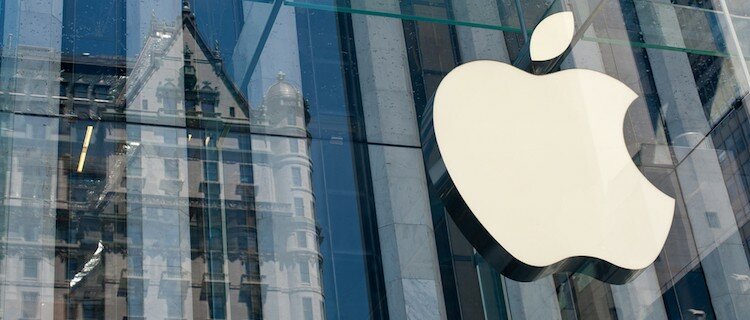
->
[420,11,675,284]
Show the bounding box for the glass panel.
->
[249,0,750,64]
[283,0,528,32]
[3,0,750,319]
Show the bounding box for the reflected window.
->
[303,298,313,320]
[239,136,251,151]
[82,302,99,320]
[167,298,182,318]
[74,83,88,98]
[165,159,179,179]
[202,101,215,115]
[209,296,227,320]
[22,292,38,319]
[240,164,253,184]
[163,96,177,112]
[29,79,47,95]
[164,130,178,145]
[21,172,43,199]
[66,258,79,280]
[93,85,109,100]
[23,225,37,242]
[297,231,307,248]
[185,100,196,113]
[126,302,144,319]
[33,125,46,140]
[294,197,305,216]
[129,254,143,271]
[128,156,143,177]
[59,82,68,97]
[290,139,299,153]
[23,257,38,279]
[706,211,721,228]
[299,261,310,284]
[292,167,302,187]
[204,162,219,182]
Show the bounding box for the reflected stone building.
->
[0,3,321,319]
[252,72,324,320]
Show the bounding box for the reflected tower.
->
[253,72,324,319]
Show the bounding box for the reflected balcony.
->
[202,272,229,291]
[235,182,255,198]
[159,269,190,298]
[199,181,221,196]
[159,179,184,195]
[120,268,149,292]
[160,269,190,286]
[240,272,265,292]
[125,177,146,192]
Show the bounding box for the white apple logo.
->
[423,12,675,283]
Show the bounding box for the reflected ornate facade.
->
[0,4,323,319]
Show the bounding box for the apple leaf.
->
[529,11,575,62]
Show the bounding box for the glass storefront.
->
[0,0,748,319]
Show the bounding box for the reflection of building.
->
[712,107,750,262]
[0,3,321,319]
[252,72,324,320]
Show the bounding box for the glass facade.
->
[0,0,748,319]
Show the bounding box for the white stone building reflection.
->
[252,72,324,320]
